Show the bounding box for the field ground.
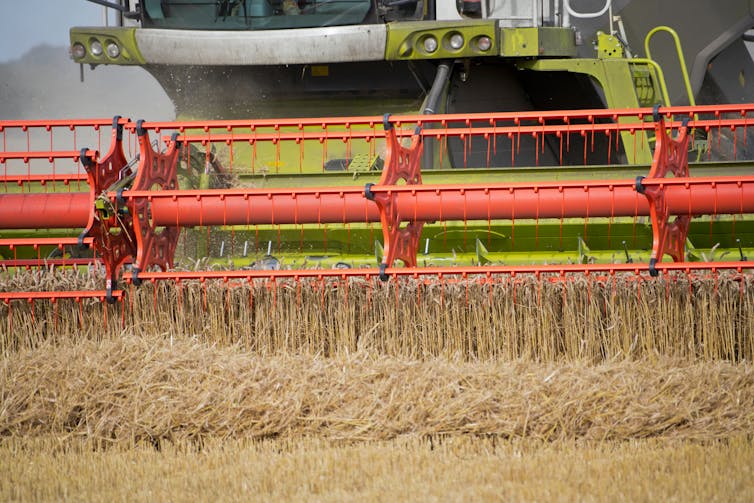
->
[2,275,753,500]
[2,435,753,502]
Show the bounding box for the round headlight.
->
[423,36,438,53]
[449,33,465,50]
[106,42,120,58]
[71,43,86,59]
[90,39,103,57]
[476,36,492,52]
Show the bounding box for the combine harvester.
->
[1,108,753,306]
[1,0,753,347]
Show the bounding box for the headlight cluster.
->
[71,38,121,61]
[418,32,493,56]
[475,35,492,52]
[71,43,86,59]
[449,33,465,50]
[106,42,120,58]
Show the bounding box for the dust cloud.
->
[0,44,175,121]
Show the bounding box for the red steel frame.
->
[1,105,754,303]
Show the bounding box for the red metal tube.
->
[2,177,753,230]
[142,177,754,227]
[398,178,754,221]
[0,193,90,229]
[132,260,752,283]
[0,289,122,302]
[145,188,378,227]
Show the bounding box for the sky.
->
[0,1,174,121]
[0,0,111,63]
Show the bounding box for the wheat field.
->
[2,436,753,502]
[1,269,753,500]
[3,270,753,361]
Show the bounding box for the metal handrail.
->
[630,58,671,107]
[644,26,696,108]
[562,0,612,28]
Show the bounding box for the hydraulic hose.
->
[422,62,451,115]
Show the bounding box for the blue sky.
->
[0,0,110,62]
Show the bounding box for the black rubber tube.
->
[422,62,451,115]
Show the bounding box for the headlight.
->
[476,36,492,52]
[106,42,120,58]
[449,33,464,50]
[71,43,86,59]
[90,39,103,57]
[423,36,438,53]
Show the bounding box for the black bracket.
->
[112,115,123,141]
[649,258,659,277]
[622,240,633,264]
[80,147,94,169]
[77,230,90,251]
[379,263,388,282]
[738,239,748,262]
[105,284,118,305]
[383,113,393,131]
[635,176,646,195]
[364,182,376,201]
[131,266,142,286]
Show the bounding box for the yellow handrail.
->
[644,25,704,161]
[644,26,696,107]
[630,57,671,107]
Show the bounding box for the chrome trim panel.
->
[136,25,387,65]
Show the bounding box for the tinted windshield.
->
[142,0,374,29]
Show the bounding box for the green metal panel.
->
[385,20,497,60]
[386,24,579,61]
[595,31,624,59]
[517,58,657,165]
[69,27,145,65]
[175,214,754,269]
[500,27,577,58]
[234,161,754,188]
